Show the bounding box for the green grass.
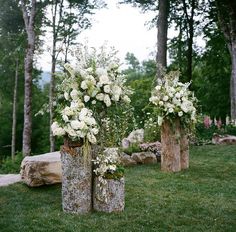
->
[0,145,236,232]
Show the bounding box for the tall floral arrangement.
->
[51,43,132,147]
[149,71,197,128]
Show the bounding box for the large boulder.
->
[131,152,157,164]
[121,129,144,148]
[120,153,137,166]
[212,133,236,145]
[139,141,162,162]
[20,151,62,187]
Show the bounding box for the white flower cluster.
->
[51,107,98,144]
[93,148,120,178]
[61,63,131,108]
[149,71,197,126]
[51,45,132,144]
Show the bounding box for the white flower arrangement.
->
[93,148,124,202]
[149,71,197,126]
[51,44,132,145]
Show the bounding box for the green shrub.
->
[121,143,141,155]
[0,152,23,174]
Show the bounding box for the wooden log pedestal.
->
[93,177,125,213]
[180,127,189,170]
[161,118,181,172]
[60,144,92,214]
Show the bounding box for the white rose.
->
[64,92,69,100]
[104,85,111,93]
[81,80,88,90]
[91,128,99,135]
[51,122,59,132]
[92,100,96,105]
[84,116,96,126]
[175,92,181,98]
[87,132,97,144]
[63,106,74,116]
[159,101,164,106]
[112,85,122,96]
[155,85,161,91]
[70,89,79,100]
[70,120,81,130]
[96,93,104,101]
[84,95,90,102]
[168,108,174,113]
[99,75,110,85]
[163,95,169,101]
[104,94,111,107]
[178,111,183,117]
[79,108,89,121]
[53,127,65,136]
[62,114,69,122]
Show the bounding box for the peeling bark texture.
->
[61,146,92,214]
[161,119,181,172]
[180,127,189,170]
[93,177,125,213]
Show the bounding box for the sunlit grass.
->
[0,145,236,232]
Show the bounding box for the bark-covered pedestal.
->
[161,119,181,172]
[180,127,189,170]
[93,177,125,213]
[60,145,92,214]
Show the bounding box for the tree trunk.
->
[180,127,189,169]
[161,118,181,172]
[216,0,236,121]
[156,0,169,81]
[20,0,36,157]
[11,59,19,160]
[49,54,56,152]
[230,42,236,122]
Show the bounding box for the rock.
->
[120,153,137,166]
[212,133,236,145]
[139,141,162,162]
[121,129,144,148]
[93,177,125,213]
[131,152,157,164]
[20,151,62,187]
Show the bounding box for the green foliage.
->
[0,152,23,174]
[104,165,125,180]
[0,145,236,231]
[122,143,141,155]
[194,123,236,145]
[143,116,161,142]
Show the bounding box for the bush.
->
[121,143,141,155]
[0,152,23,174]
[193,123,236,145]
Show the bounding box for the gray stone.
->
[120,153,137,166]
[61,146,92,214]
[122,129,144,148]
[139,141,162,162]
[212,133,236,145]
[131,152,157,164]
[20,151,61,187]
[93,177,125,213]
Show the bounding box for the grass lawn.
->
[0,145,236,232]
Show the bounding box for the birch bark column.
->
[20,0,36,157]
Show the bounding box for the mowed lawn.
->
[0,145,236,232]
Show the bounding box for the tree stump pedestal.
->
[93,177,125,213]
[161,118,181,172]
[60,145,92,214]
